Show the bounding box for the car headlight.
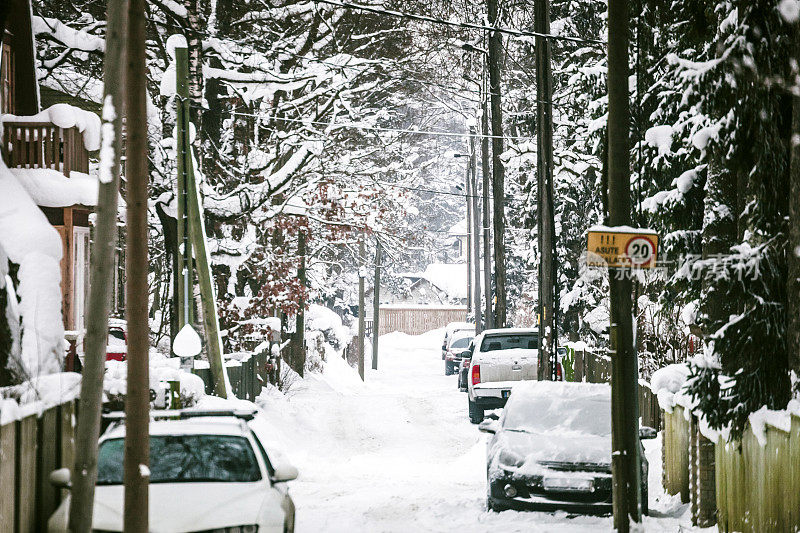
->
[498,449,523,468]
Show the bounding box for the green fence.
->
[662,405,691,502]
[716,413,800,532]
[192,351,268,401]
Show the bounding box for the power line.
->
[310,0,605,46]
[207,106,593,142]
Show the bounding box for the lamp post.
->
[455,145,482,331]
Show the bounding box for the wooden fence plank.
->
[15,415,37,533]
[37,408,59,529]
[0,421,16,533]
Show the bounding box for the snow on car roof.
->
[102,415,251,440]
[450,329,474,342]
[510,380,610,400]
[444,322,474,335]
[481,327,539,336]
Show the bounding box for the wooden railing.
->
[2,121,89,175]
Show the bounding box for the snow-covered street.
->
[257,329,695,532]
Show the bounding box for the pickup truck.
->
[466,328,539,423]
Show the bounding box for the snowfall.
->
[244,328,704,533]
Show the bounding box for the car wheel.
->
[468,398,484,424]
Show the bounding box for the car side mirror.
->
[271,464,299,483]
[49,468,72,489]
[478,419,499,434]
[639,426,657,440]
[459,350,472,359]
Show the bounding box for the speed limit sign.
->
[586,227,659,268]
[625,236,656,266]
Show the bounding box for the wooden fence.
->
[192,352,269,401]
[662,405,691,502]
[570,348,661,430]
[715,413,800,532]
[0,400,76,532]
[377,306,467,336]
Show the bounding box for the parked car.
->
[48,409,298,532]
[106,326,127,361]
[466,328,539,423]
[442,322,475,360]
[478,381,655,515]
[444,330,474,375]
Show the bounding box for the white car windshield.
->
[97,434,262,484]
[503,395,611,436]
[480,334,538,352]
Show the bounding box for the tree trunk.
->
[787,42,800,380]
[535,0,555,380]
[487,0,507,327]
[123,0,150,528]
[69,1,128,528]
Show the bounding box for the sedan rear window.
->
[449,336,473,350]
[480,334,538,352]
[97,435,262,484]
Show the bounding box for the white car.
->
[48,410,297,532]
[441,322,475,360]
[444,330,474,375]
[467,328,539,423]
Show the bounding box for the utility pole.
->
[175,43,194,330]
[295,228,307,377]
[69,1,127,530]
[535,0,556,381]
[176,42,227,398]
[466,156,473,315]
[481,67,493,330]
[358,234,366,380]
[372,241,381,370]
[123,0,149,529]
[608,0,641,528]
[487,0,507,327]
[788,30,800,380]
[470,125,483,333]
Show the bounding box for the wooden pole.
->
[68,1,127,530]
[371,241,381,370]
[295,228,306,377]
[470,126,482,333]
[535,0,556,380]
[788,30,800,379]
[358,235,366,380]
[487,0,507,327]
[481,69,493,330]
[175,45,194,329]
[608,0,641,527]
[185,138,227,397]
[466,154,473,314]
[123,0,149,528]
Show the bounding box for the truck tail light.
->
[556,362,563,381]
[471,364,481,385]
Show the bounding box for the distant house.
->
[0,0,121,336]
[447,220,468,263]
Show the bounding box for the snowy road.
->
[257,329,694,532]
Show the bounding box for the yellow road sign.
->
[586,227,659,268]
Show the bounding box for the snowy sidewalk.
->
[256,329,695,533]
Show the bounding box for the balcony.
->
[2,121,89,175]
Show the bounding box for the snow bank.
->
[0,158,64,378]
[0,372,81,423]
[10,168,98,207]
[650,363,691,413]
[3,104,101,151]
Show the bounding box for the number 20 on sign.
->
[586,228,659,269]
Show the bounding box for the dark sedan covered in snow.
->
[479,381,655,515]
